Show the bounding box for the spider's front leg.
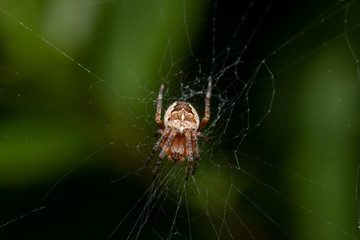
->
[154,129,163,137]
[191,132,200,176]
[185,131,193,181]
[146,128,168,166]
[153,130,176,179]
[192,132,211,176]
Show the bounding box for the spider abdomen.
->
[164,101,200,132]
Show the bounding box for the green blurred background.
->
[0,0,359,239]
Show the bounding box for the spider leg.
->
[198,132,213,145]
[155,83,165,129]
[198,79,212,131]
[185,131,193,181]
[153,129,176,179]
[154,128,164,137]
[146,128,169,166]
[191,131,200,176]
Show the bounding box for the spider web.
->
[0,0,360,239]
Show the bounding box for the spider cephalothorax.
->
[146,80,212,181]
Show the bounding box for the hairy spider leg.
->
[198,132,213,145]
[185,131,193,181]
[155,82,165,129]
[153,129,176,179]
[154,128,164,137]
[191,132,200,175]
[146,128,169,166]
[198,79,211,131]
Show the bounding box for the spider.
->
[146,79,212,181]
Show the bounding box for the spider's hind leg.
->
[155,83,165,129]
[198,79,212,131]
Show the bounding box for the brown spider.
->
[146,80,212,181]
